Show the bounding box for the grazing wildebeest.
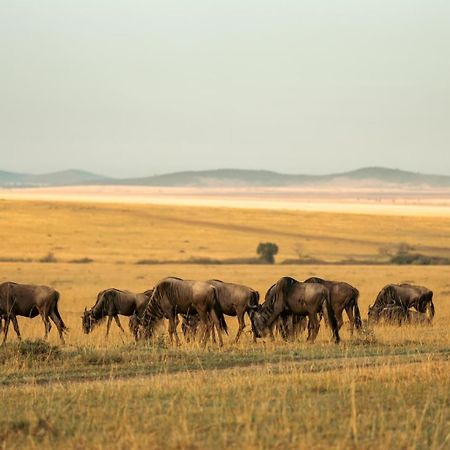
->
[368,283,434,324]
[82,288,151,337]
[0,282,67,344]
[248,277,340,343]
[260,283,307,341]
[206,280,259,343]
[141,277,228,346]
[304,277,362,335]
[180,280,259,343]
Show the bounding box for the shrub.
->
[69,257,94,264]
[256,242,279,264]
[39,252,57,263]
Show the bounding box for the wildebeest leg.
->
[235,312,246,343]
[2,316,11,344]
[105,316,112,337]
[335,309,344,332]
[345,305,355,336]
[167,313,180,346]
[114,316,126,333]
[11,315,22,341]
[307,314,320,343]
[197,311,210,347]
[209,310,223,347]
[41,313,52,339]
[268,325,276,342]
[208,320,217,344]
[50,310,66,344]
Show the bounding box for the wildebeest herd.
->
[0,276,435,345]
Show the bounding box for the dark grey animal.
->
[0,282,67,344]
[82,288,151,336]
[304,277,362,335]
[248,277,340,343]
[180,280,259,343]
[141,277,228,346]
[368,283,434,324]
[206,280,259,343]
[260,283,307,341]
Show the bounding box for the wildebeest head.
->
[129,313,142,340]
[367,304,379,324]
[247,305,270,338]
[81,308,97,334]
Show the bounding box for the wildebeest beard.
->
[82,309,106,333]
[249,302,276,338]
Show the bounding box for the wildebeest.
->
[179,280,259,343]
[0,282,67,344]
[259,283,307,341]
[368,283,434,324]
[304,277,362,335]
[140,277,228,346]
[82,288,151,336]
[248,277,340,343]
[206,280,259,343]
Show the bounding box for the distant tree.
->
[257,242,279,264]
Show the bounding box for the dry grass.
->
[0,199,449,263]
[0,199,449,449]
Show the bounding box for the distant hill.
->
[1,167,450,188]
[0,169,112,187]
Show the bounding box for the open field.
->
[1,199,450,264]
[0,199,449,449]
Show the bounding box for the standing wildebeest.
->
[368,283,434,324]
[0,282,67,344]
[260,282,307,341]
[304,277,362,335]
[141,277,228,346]
[206,280,259,343]
[248,277,340,343]
[82,288,151,336]
[180,280,260,343]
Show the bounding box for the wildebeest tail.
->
[352,288,362,329]
[212,288,228,335]
[52,291,69,333]
[424,291,435,321]
[248,290,260,309]
[323,290,340,344]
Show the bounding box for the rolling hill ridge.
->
[1,167,449,188]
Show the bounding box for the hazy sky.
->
[1,1,449,177]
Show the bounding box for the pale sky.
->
[1,1,449,177]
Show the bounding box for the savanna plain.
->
[0,199,449,449]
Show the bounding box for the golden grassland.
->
[1,199,450,263]
[0,199,449,449]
